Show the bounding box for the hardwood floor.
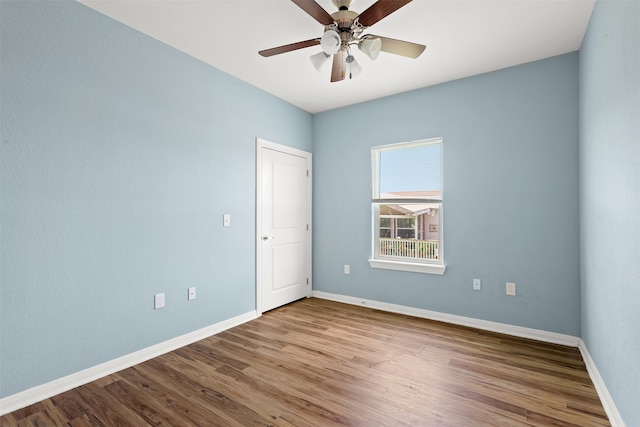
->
[1,298,610,426]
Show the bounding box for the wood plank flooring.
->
[1,298,610,426]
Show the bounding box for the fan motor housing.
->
[331,10,358,30]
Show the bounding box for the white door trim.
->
[256,138,312,315]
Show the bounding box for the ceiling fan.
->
[259,0,426,82]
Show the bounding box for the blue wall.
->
[579,1,640,425]
[313,54,580,336]
[0,0,312,398]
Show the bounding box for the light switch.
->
[223,214,231,227]
[154,293,165,309]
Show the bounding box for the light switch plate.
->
[223,214,231,227]
[472,279,481,291]
[154,293,165,309]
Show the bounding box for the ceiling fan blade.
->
[331,51,346,82]
[259,38,321,57]
[368,35,425,58]
[291,0,334,25]
[357,0,412,27]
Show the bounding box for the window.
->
[369,138,445,275]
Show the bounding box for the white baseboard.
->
[312,291,626,427]
[0,310,258,416]
[312,291,580,346]
[578,340,627,427]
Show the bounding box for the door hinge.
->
[306,169,309,177]
[306,278,309,285]
[306,224,309,231]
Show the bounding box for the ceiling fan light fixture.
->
[359,37,382,60]
[320,29,341,55]
[310,51,330,71]
[346,54,363,79]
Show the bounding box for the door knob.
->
[262,236,272,241]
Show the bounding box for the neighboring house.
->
[378,191,441,260]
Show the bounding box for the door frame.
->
[256,138,312,315]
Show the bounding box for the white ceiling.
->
[76,0,595,113]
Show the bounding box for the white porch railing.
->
[379,238,439,261]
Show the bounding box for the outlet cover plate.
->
[472,279,481,291]
[506,282,517,296]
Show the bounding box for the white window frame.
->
[369,138,446,275]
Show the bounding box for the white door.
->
[256,139,311,313]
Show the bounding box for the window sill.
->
[368,259,446,275]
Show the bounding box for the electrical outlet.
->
[188,287,196,300]
[154,293,165,309]
[506,282,517,296]
[344,264,350,275]
[472,279,481,291]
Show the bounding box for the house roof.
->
[380,203,440,217]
